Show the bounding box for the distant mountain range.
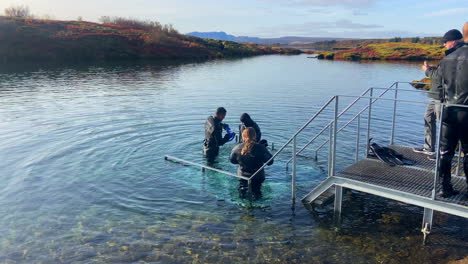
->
[186,31,350,45]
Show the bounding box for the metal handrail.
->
[246,96,337,182]
[336,95,468,108]
[314,84,441,153]
[286,81,401,166]
[370,87,436,94]
[165,155,250,181]
[283,87,372,167]
[315,105,369,152]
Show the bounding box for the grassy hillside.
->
[0,16,301,63]
[314,42,445,61]
[295,36,443,51]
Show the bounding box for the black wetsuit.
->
[435,43,468,194]
[239,122,261,143]
[239,113,262,143]
[203,116,229,159]
[229,143,273,198]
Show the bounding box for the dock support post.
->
[334,186,343,224]
[366,88,373,156]
[390,82,399,145]
[292,136,297,204]
[422,208,433,245]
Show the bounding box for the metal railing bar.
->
[331,96,339,176]
[456,142,462,176]
[316,106,368,152]
[370,87,437,94]
[402,81,433,85]
[335,95,468,108]
[248,96,337,180]
[286,83,401,166]
[433,105,445,200]
[390,82,399,145]
[165,155,251,181]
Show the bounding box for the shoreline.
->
[304,42,445,61]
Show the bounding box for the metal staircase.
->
[166,81,467,242]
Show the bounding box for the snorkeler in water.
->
[229,127,273,199]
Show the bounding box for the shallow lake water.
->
[0,55,466,263]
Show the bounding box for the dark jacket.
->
[436,43,468,105]
[204,116,228,151]
[425,42,464,100]
[239,122,261,143]
[229,143,273,177]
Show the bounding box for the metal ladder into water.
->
[165,81,468,243]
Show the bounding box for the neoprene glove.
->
[223,133,232,141]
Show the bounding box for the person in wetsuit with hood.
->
[239,113,265,145]
[203,107,233,162]
[435,23,468,198]
[230,127,273,199]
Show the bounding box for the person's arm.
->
[262,146,274,166]
[219,132,231,146]
[254,123,262,142]
[229,146,239,164]
[205,117,215,138]
[433,63,444,101]
[218,123,232,146]
[425,66,438,79]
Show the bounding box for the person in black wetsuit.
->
[203,107,232,163]
[413,29,463,156]
[230,127,274,199]
[435,23,468,198]
[239,113,261,143]
[239,112,270,148]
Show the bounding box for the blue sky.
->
[1,0,467,38]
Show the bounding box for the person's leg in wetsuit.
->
[457,109,468,195]
[439,107,468,197]
[423,101,440,153]
[238,173,265,200]
[204,146,219,166]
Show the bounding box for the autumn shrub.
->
[4,5,33,18]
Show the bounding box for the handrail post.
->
[355,114,361,163]
[328,124,333,177]
[248,179,253,204]
[456,142,462,176]
[433,103,445,200]
[292,136,297,203]
[390,82,399,145]
[366,88,374,156]
[331,96,339,176]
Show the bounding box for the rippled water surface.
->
[0,55,467,263]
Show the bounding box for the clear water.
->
[0,55,466,264]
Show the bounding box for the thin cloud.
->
[424,7,468,17]
[256,19,382,35]
[352,10,368,16]
[259,0,377,7]
[251,20,437,38]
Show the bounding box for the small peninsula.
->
[308,41,445,61]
